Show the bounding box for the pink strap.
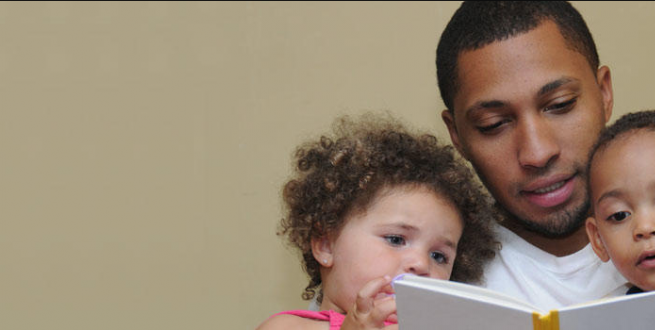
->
[274,310,395,329]
[274,310,343,329]
[274,309,332,321]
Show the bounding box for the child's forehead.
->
[589,129,655,199]
[372,184,449,204]
[592,129,655,167]
[348,184,451,217]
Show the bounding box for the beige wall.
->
[3,2,655,329]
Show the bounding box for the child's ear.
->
[586,216,610,262]
[311,236,334,267]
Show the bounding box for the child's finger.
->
[378,282,395,297]
[354,275,392,314]
[370,295,397,324]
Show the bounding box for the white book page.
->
[558,290,655,329]
[396,276,542,313]
[394,276,541,330]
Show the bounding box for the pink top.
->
[274,310,395,329]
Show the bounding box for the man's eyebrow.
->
[464,100,506,117]
[538,77,575,96]
[478,100,505,109]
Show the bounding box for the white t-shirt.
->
[482,224,630,310]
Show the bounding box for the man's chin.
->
[517,216,585,239]
[500,200,589,239]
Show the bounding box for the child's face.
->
[315,186,463,313]
[586,130,655,291]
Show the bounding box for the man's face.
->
[442,21,613,237]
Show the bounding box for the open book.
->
[393,275,655,330]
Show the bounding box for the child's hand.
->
[340,276,398,330]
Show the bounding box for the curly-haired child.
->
[257,114,498,330]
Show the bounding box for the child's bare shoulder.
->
[256,313,328,330]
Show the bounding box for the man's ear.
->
[441,109,468,160]
[596,66,614,124]
[311,236,333,267]
[586,216,610,262]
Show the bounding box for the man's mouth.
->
[522,175,576,208]
[533,181,566,194]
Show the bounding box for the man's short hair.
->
[437,1,599,112]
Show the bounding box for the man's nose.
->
[517,115,560,169]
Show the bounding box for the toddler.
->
[258,114,497,330]
[586,110,655,294]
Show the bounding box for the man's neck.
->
[502,220,590,257]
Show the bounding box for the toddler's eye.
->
[431,251,447,264]
[384,235,406,246]
[607,211,631,222]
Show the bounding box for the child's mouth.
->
[637,251,655,268]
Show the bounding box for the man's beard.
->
[497,198,590,238]
[472,163,590,238]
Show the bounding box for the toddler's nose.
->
[405,252,429,276]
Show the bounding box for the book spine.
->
[532,310,559,330]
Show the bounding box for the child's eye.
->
[430,251,448,264]
[384,235,406,246]
[607,211,631,222]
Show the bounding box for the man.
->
[438,2,629,309]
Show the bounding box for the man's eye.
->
[476,119,510,134]
[385,235,406,246]
[430,251,447,264]
[607,211,631,222]
[477,122,503,133]
[545,98,577,112]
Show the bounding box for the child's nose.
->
[405,252,430,276]
[634,214,655,240]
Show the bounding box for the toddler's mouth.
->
[637,250,655,267]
